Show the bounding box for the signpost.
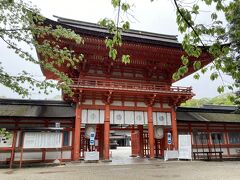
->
[167,132,172,144]
[164,132,178,161]
[89,132,95,146]
[84,131,99,161]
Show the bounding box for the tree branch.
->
[173,0,205,47]
[0,28,30,32]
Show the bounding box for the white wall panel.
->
[95,100,104,105]
[166,113,172,125]
[137,102,147,107]
[153,112,157,125]
[229,148,240,155]
[100,110,104,124]
[153,103,161,108]
[45,151,61,160]
[135,111,144,125]
[112,101,122,106]
[0,153,11,161]
[124,101,135,106]
[113,110,124,124]
[110,110,114,124]
[87,110,99,124]
[82,109,88,124]
[24,132,62,148]
[125,111,135,124]
[144,112,148,124]
[163,103,170,108]
[157,112,167,125]
[82,109,104,124]
[82,99,92,105]
[15,152,42,160]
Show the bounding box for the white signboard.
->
[24,132,62,149]
[164,150,178,161]
[178,135,192,160]
[84,152,99,161]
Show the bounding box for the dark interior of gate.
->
[79,124,168,160]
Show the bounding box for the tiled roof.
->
[43,16,181,48]
[0,99,239,123]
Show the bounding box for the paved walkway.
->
[1,147,240,180]
[110,147,151,165]
[1,160,240,180]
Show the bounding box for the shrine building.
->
[36,16,212,161]
[4,16,239,166]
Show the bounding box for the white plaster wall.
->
[46,150,71,159]
[82,99,92,105]
[229,148,240,155]
[162,103,170,108]
[137,102,147,107]
[95,100,104,105]
[0,152,11,161]
[153,103,161,108]
[14,152,42,160]
[112,101,122,106]
[124,101,135,106]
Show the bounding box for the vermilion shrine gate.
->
[37,16,212,161]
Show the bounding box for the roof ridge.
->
[53,15,178,42]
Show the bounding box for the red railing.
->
[70,78,192,94]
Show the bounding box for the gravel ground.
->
[1,147,240,180]
[1,160,240,180]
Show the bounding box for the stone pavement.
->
[110,146,151,165]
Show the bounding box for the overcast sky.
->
[0,0,234,99]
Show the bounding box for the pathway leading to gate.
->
[1,160,240,180]
[1,147,240,180]
[110,146,151,165]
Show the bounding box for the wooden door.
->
[131,132,140,157]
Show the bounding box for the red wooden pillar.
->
[224,124,230,156]
[131,125,137,157]
[147,106,155,158]
[103,104,110,160]
[98,124,104,159]
[171,106,178,150]
[138,125,144,158]
[72,102,82,161]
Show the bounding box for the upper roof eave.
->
[43,16,183,48]
[0,98,72,107]
[177,105,238,113]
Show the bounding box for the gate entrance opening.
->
[79,124,165,161]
